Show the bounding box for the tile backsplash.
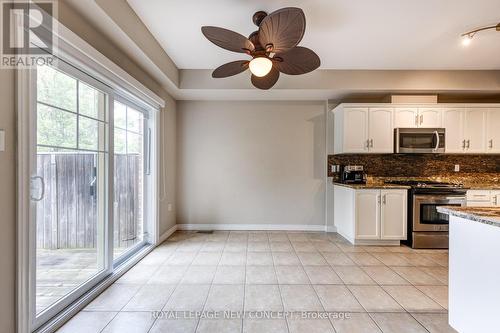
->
[328,154,500,183]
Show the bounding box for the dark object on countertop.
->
[340,165,366,184]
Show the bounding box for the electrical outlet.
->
[454,164,460,172]
[167,203,173,211]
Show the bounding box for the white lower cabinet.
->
[467,190,500,206]
[492,191,500,206]
[334,185,407,244]
[380,190,407,239]
[355,190,380,239]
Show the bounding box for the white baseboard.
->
[326,225,337,233]
[176,224,328,232]
[158,224,178,243]
[353,239,401,246]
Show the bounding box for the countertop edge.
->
[437,206,500,228]
[332,182,411,190]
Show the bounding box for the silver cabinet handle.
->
[415,115,418,126]
[382,194,386,204]
[377,195,381,204]
[466,140,470,149]
[462,140,466,149]
[30,176,45,202]
[489,139,493,149]
[420,114,423,125]
[365,139,370,149]
[370,139,374,148]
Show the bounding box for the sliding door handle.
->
[30,176,45,202]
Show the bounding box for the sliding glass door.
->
[32,62,111,324]
[113,99,149,262]
[29,60,155,329]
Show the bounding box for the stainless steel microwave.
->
[394,128,445,153]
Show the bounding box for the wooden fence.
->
[36,153,142,250]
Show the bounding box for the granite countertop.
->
[332,182,411,190]
[466,185,500,190]
[437,206,500,228]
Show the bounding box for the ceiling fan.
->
[201,7,320,90]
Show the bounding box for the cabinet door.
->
[486,109,500,153]
[464,109,486,153]
[418,108,442,128]
[491,191,500,206]
[343,108,369,153]
[443,109,465,153]
[355,190,380,239]
[380,190,407,240]
[369,108,393,153]
[394,108,418,128]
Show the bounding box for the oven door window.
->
[420,203,461,224]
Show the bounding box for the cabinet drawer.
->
[466,190,491,202]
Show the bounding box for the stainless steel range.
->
[385,180,468,249]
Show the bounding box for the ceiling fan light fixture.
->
[249,57,273,77]
[461,34,473,46]
[201,8,320,89]
[460,22,500,46]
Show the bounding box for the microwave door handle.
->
[433,131,440,152]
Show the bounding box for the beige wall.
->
[0,3,176,332]
[177,101,326,228]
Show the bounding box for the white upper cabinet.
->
[334,107,392,154]
[394,108,442,128]
[394,108,418,127]
[464,109,486,153]
[333,104,500,155]
[369,108,394,153]
[443,108,465,153]
[418,108,442,128]
[486,109,500,153]
[341,108,369,153]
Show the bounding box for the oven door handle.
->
[432,130,440,152]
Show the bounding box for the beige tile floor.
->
[57,231,456,333]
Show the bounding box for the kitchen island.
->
[437,206,500,333]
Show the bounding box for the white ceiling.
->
[127,0,500,70]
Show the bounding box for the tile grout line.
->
[65,231,450,333]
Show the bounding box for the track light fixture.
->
[461,23,500,46]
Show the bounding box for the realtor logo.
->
[1,0,56,68]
